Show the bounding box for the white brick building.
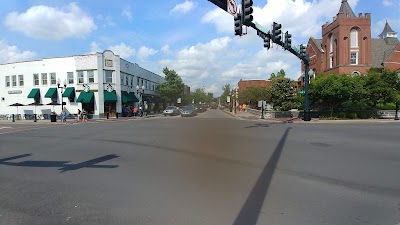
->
[0,50,164,119]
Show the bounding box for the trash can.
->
[50,114,57,122]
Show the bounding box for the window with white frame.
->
[125,75,129,86]
[87,70,94,83]
[18,75,24,86]
[12,75,17,87]
[78,71,84,83]
[67,72,74,84]
[350,29,358,48]
[137,77,140,86]
[5,76,10,87]
[33,74,39,86]
[50,73,57,85]
[41,73,48,85]
[105,70,113,83]
[130,76,134,87]
[329,35,334,68]
[350,51,358,65]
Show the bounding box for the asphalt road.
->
[1,109,400,225]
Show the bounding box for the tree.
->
[156,67,184,104]
[267,77,296,110]
[191,88,207,104]
[219,84,231,105]
[238,86,269,107]
[269,69,286,80]
[309,74,365,116]
[364,69,397,109]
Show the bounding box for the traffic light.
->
[234,13,242,36]
[272,22,282,44]
[242,0,253,25]
[264,35,271,49]
[284,31,292,50]
[299,44,307,58]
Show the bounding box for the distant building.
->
[0,50,164,118]
[183,85,190,95]
[299,0,400,84]
[237,79,271,95]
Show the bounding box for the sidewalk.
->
[0,114,162,125]
[223,109,400,124]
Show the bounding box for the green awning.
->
[44,88,58,98]
[27,88,40,99]
[62,87,75,98]
[76,92,94,103]
[121,91,139,103]
[104,91,117,103]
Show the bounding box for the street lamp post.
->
[57,78,67,111]
[303,64,312,121]
[260,89,265,119]
[395,74,399,121]
[136,85,145,117]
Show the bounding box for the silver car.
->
[163,106,180,116]
[180,106,197,117]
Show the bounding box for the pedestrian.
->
[82,109,87,121]
[139,105,143,117]
[133,107,138,117]
[61,109,67,123]
[77,109,82,122]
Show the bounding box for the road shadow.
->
[0,154,119,173]
[244,123,271,128]
[233,127,291,225]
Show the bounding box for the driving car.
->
[180,106,197,117]
[163,106,180,116]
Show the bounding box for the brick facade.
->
[299,0,399,85]
[237,79,271,95]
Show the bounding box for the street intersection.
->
[0,109,399,225]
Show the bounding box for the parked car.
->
[163,106,180,116]
[180,106,197,117]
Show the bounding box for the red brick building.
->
[299,0,400,83]
[237,79,271,95]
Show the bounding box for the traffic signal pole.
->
[303,56,311,121]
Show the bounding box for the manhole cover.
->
[310,142,332,148]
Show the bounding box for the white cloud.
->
[4,3,96,40]
[170,1,197,15]
[122,7,133,21]
[108,43,135,59]
[0,40,36,64]
[202,0,360,39]
[382,0,394,6]
[96,15,115,27]
[157,36,302,95]
[90,42,102,53]
[161,45,171,54]
[205,84,218,94]
[137,46,157,61]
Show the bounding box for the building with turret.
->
[299,0,400,83]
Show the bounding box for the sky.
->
[0,0,399,96]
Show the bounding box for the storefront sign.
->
[8,90,22,94]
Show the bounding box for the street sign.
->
[208,0,238,15]
[258,100,266,107]
[298,90,305,94]
[177,98,181,104]
[227,96,231,103]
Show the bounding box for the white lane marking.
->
[0,127,12,129]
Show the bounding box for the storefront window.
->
[42,73,48,85]
[88,70,94,83]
